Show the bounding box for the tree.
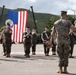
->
[48,16,59,31]
[67,15,75,24]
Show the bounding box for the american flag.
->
[8,11,28,42]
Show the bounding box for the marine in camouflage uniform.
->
[69,30,75,58]
[1,23,12,57]
[41,26,51,56]
[52,11,76,73]
[32,29,38,55]
[22,27,32,58]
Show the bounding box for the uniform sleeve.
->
[22,32,27,37]
[53,20,58,31]
[53,19,60,31]
[41,32,44,41]
[51,26,55,32]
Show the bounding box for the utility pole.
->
[30,6,38,33]
[0,5,5,25]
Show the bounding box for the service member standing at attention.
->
[52,11,76,73]
[1,23,12,57]
[69,29,75,58]
[41,26,51,56]
[32,28,38,55]
[69,20,76,58]
[22,26,32,58]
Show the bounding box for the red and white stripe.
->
[11,11,28,42]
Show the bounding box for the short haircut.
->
[61,11,67,16]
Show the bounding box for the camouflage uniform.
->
[69,32,75,57]
[1,27,12,57]
[41,31,51,55]
[23,31,32,57]
[32,32,38,55]
[54,18,73,67]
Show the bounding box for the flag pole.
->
[0,5,5,25]
[30,6,38,33]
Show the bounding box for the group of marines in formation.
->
[0,10,76,74]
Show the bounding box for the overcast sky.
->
[0,0,76,15]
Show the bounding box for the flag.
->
[8,11,28,42]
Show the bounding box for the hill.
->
[0,7,59,33]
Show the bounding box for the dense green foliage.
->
[67,15,76,24]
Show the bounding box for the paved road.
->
[0,44,76,75]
